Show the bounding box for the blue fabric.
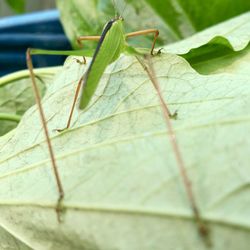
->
[0,10,72,76]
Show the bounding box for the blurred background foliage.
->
[2,0,55,16]
[57,0,250,49]
[2,0,250,41]
[4,0,25,14]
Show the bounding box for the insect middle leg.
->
[58,35,101,131]
[76,35,101,64]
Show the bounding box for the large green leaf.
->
[165,11,250,74]
[56,0,250,48]
[0,11,249,248]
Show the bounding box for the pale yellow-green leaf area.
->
[0,48,250,249]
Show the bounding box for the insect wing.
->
[79,20,125,110]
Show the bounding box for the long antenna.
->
[112,0,118,17]
[112,0,128,18]
[120,0,129,17]
[136,55,211,246]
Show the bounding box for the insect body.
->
[79,17,126,109]
[26,15,159,217]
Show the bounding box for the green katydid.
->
[26,7,209,243]
[26,15,160,219]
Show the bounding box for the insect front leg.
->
[126,29,159,55]
[57,35,101,132]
